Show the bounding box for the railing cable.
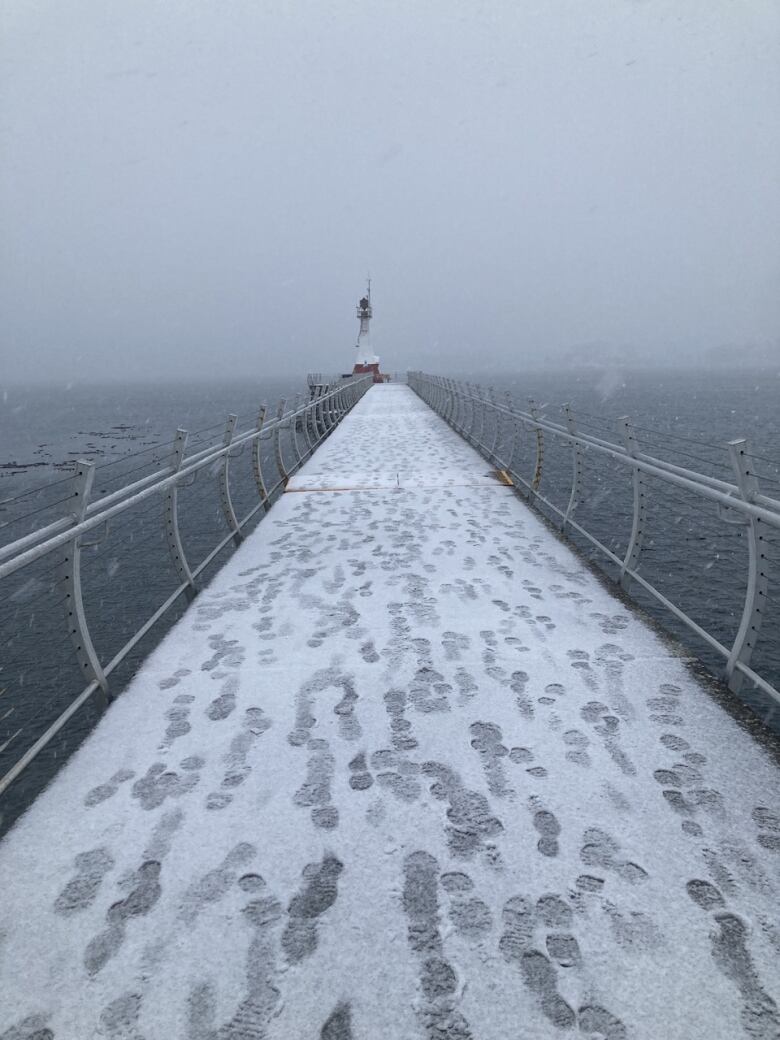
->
[0,469,76,507]
[0,493,77,532]
[95,438,176,470]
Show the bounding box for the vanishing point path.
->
[1,385,778,1039]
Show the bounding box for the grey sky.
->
[1,0,778,382]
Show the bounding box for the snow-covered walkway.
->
[1,384,778,1040]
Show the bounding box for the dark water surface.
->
[1,368,779,833]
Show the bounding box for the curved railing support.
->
[61,461,109,707]
[475,386,487,449]
[336,385,347,424]
[274,398,289,485]
[456,379,466,434]
[528,399,544,492]
[563,404,584,537]
[726,438,769,694]
[326,386,337,430]
[488,386,501,461]
[309,388,321,445]
[503,391,519,475]
[619,416,646,592]
[300,397,314,458]
[220,414,243,547]
[164,428,198,601]
[290,394,303,470]
[314,388,326,440]
[448,378,461,430]
[443,378,454,428]
[318,385,329,441]
[252,404,270,510]
[433,377,442,417]
[467,383,479,444]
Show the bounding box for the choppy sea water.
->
[0,368,778,834]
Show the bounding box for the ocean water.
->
[1,368,779,834]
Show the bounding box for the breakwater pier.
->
[1,383,778,1039]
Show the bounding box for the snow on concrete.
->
[0,384,778,1040]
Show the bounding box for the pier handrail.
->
[0,375,371,798]
[408,372,780,710]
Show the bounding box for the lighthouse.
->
[351,281,388,382]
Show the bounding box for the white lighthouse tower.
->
[351,280,386,382]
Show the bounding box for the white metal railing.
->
[0,375,371,798]
[408,371,780,710]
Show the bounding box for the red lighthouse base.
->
[352,363,390,384]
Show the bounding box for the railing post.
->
[314,387,326,443]
[503,392,518,473]
[529,399,544,492]
[219,414,243,547]
[290,393,303,471]
[618,416,645,591]
[489,386,501,461]
[562,404,584,536]
[453,380,464,432]
[467,383,479,444]
[300,396,314,458]
[330,387,340,428]
[308,388,320,446]
[471,384,480,441]
[164,428,198,600]
[323,388,333,433]
[252,404,270,510]
[441,379,450,423]
[274,398,289,485]
[475,386,487,450]
[60,460,109,706]
[477,385,487,447]
[726,438,769,693]
[331,384,340,426]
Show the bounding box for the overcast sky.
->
[1,0,778,382]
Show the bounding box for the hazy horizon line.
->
[2,362,779,391]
